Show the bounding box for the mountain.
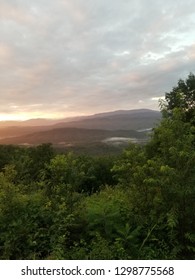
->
[0,109,160,129]
[0,125,51,139]
[54,109,161,130]
[0,109,161,147]
[0,127,147,146]
[0,116,85,127]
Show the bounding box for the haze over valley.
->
[0,109,160,151]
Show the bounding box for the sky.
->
[0,0,195,120]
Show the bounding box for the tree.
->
[145,74,195,258]
[161,72,195,123]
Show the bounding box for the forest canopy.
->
[0,73,195,260]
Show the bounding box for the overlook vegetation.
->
[0,73,195,260]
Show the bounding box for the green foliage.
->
[84,186,131,238]
[0,74,195,259]
[161,72,195,123]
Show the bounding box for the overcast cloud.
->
[0,0,195,120]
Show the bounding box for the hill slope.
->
[0,109,160,147]
[54,109,161,130]
[0,127,147,146]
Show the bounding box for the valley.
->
[0,109,160,150]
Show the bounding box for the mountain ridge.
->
[0,109,160,127]
[0,127,146,145]
[0,109,161,147]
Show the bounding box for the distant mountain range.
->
[0,109,161,148]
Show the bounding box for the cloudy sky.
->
[0,0,195,120]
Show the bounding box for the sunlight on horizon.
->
[0,114,27,121]
[0,111,89,121]
[0,113,61,121]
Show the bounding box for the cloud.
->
[0,0,195,119]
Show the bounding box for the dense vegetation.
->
[0,74,195,259]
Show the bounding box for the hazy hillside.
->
[0,127,147,146]
[0,109,160,129]
[0,116,86,127]
[0,109,160,147]
[0,126,52,139]
[54,109,161,130]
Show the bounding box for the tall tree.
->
[161,72,195,123]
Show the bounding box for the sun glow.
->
[0,114,29,121]
[0,111,85,122]
[0,112,56,121]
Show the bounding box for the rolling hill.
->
[0,109,161,147]
[0,127,147,145]
[53,109,161,130]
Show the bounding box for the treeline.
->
[0,74,195,259]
